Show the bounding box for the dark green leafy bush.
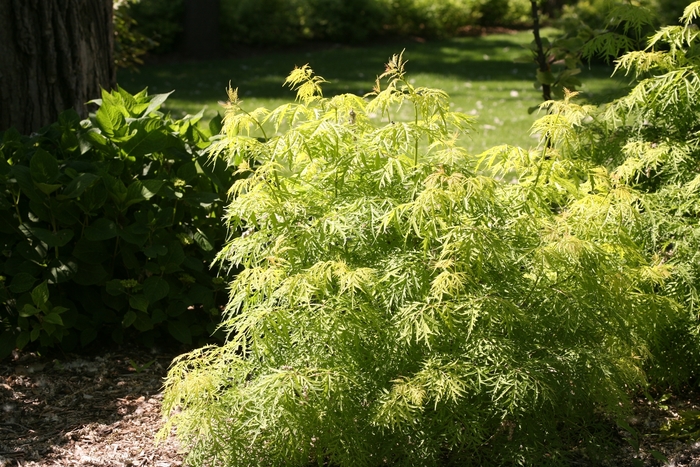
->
[113,0,158,70]
[220,0,389,45]
[219,0,526,47]
[123,0,184,53]
[161,56,677,466]
[380,0,484,38]
[0,88,234,358]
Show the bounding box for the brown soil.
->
[1,347,699,467]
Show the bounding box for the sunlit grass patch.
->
[118,30,630,153]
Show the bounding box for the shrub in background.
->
[220,0,389,46]
[380,0,484,38]
[113,0,158,70]
[478,0,531,27]
[0,88,234,359]
[218,0,524,47]
[123,0,184,54]
[160,56,677,466]
[303,0,387,42]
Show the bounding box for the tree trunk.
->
[0,0,115,134]
[530,0,551,103]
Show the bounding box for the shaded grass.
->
[118,30,631,153]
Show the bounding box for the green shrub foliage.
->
[161,55,677,465]
[554,1,700,387]
[123,0,184,54]
[219,0,530,47]
[0,88,233,358]
[113,0,158,70]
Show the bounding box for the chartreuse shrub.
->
[160,54,678,465]
[544,2,700,388]
[0,88,233,358]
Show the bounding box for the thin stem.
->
[13,190,22,225]
[414,102,420,166]
[530,0,552,103]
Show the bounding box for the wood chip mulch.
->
[0,347,184,467]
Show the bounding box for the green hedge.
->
[118,0,532,54]
[0,88,234,358]
[221,0,531,45]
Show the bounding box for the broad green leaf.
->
[103,175,128,204]
[77,181,109,213]
[122,310,137,328]
[9,273,36,293]
[187,284,213,305]
[11,165,41,200]
[95,99,127,137]
[43,313,64,326]
[186,192,220,208]
[142,91,174,117]
[118,223,149,246]
[31,281,50,307]
[142,179,164,198]
[143,244,168,258]
[129,294,149,313]
[80,328,99,346]
[34,182,63,195]
[151,308,167,324]
[163,240,185,268]
[167,319,192,344]
[27,227,74,248]
[58,173,100,199]
[177,162,198,183]
[143,276,170,303]
[209,113,223,135]
[58,108,81,127]
[29,149,59,184]
[84,218,118,241]
[16,240,48,263]
[536,70,557,86]
[16,331,31,350]
[73,262,109,286]
[106,279,125,296]
[80,128,111,150]
[72,238,110,265]
[19,304,40,317]
[182,256,204,272]
[194,230,214,251]
[46,259,78,284]
[133,314,154,332]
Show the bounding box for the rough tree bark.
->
[0,0,115,134]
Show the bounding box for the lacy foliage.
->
[160,46,682,465]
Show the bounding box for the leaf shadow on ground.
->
[118,33,629,109]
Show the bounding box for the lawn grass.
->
[118,30,632,154]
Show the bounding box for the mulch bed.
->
[0,347,184,467]
[1,346,700,467]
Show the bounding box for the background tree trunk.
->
[0,0,115,134]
